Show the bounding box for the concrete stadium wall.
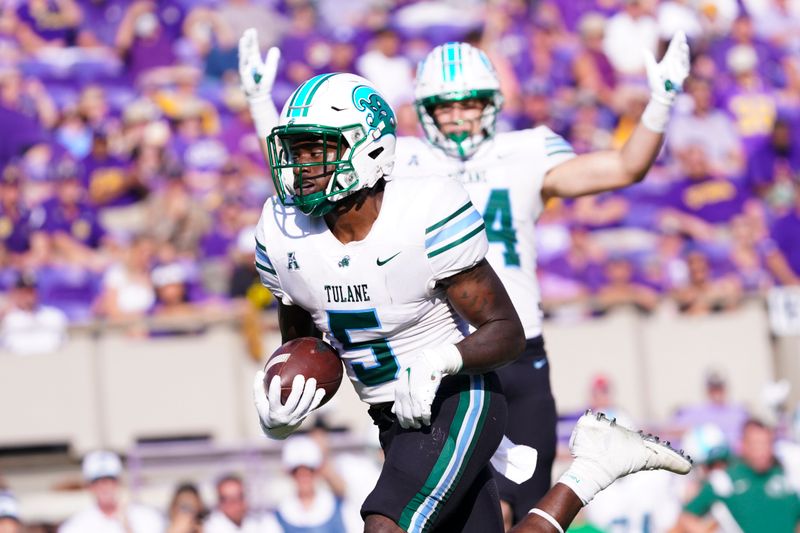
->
[0,302,788,456]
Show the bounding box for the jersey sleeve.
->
[254,212,292,305]
[537,126,576,174]
[424,179,488,284]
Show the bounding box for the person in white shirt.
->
[204,474,280,533]
[0,491,23,533]
[275,435,348,533]
[58,450,166,533]
[0,272,67,356]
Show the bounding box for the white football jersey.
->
[255,177,488,404]
[392,127,575,339]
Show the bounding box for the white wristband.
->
[438,344,463,374]
[248,94,279,141]
[529,508,564,533]
[640,98,672,133]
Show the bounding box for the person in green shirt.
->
[678,419,800,533]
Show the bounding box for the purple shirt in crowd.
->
[719,85,777,155]
[35,264,100,322]
[81,153,137,207]
[36,198,105,248]
[771,209,800,276]
[16,3,79,45]
[0,206,34,253]
[76,0,128,46]
[664,176,748,224]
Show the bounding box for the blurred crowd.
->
[0,422,383,533]
[5,370,800,532]
[0,0,799,351]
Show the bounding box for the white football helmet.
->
[415,42,503,159]
[267,73,397,217]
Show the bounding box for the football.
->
[264,337,343,406]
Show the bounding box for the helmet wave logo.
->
[352,85,397,140]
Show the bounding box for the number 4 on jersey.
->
[482,189,520,266]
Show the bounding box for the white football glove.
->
[238,28,280,140]
[392,344,462,429]
[641,30,691,132]
[253,371,325,440]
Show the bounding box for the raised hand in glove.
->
[641,30,691,132]
[238,28,280,139]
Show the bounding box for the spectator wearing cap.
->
[0,491,22,533]
[0,271,68,355]
[204,474,279,533]
[275,434,348,533]
[58,450,166,533]
[673,370,750,449]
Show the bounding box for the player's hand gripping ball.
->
[264,337,343,406]
[253,338,343,438]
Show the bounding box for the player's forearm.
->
[618,120,665,183]
[455,315,525,372]
[443,261,525,372]
[278,302,321,342]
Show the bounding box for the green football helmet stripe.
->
[287,73,338,117]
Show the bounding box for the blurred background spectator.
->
[204,473,278,532]
[0,491,22,533]
[58,450,165,533]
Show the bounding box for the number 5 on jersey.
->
[328,309,400,386]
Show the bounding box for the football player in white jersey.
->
[239,30,688,532]
[389,35,689,527]
[251,71,527,533]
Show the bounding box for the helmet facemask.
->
[416,89,502,160]
[267,124,366,217]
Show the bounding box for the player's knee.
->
[364,513,405,533]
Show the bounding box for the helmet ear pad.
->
[267,73,398,215]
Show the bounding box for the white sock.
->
[556,457,610,505]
